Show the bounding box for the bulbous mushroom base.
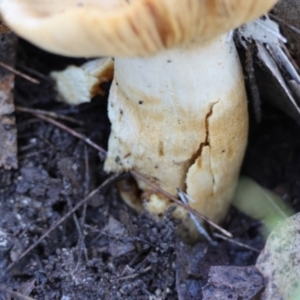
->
[104,35,248,239]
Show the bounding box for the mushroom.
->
[0,0,278,236]
[50,57,114,105]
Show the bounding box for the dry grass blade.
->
[117,266,152,281]
[0,61,39,84]
[177,188,217,244]
[19,110,106,154]
[16,105,84,126]
[269,13,300,35]
[213,233,260,253]
[131,171,232,238]
[18,63,54,82]
[17,108,233,238]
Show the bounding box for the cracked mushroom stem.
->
[0,0,279,237]
[105,36,248,227]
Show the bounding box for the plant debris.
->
[237,16,300,123]
[0,22,17,169]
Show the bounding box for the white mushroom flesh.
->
[50,57,114,105]
[104,35,248,224]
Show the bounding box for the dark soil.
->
[0,40,299,300]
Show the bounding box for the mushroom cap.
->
[0,0,278,57]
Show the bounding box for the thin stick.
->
[177,188,217,244]
[0,61,39,84]
[16,106,84,126]
[17,109,232,238]
[66,196,85,274]
[81,146,90,228]
[213,233,260,253]
[20,111,106,154]
[269,13,300,36]
[132,170,232,238]
[118,266,152,281]
[66,196,83,241]
[18,63,54,82]
[6,174,119,271]
[18,148,51,160]
[78,145,90,263]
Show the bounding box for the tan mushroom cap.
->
[0,0,278,57]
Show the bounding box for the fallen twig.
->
[0,60,39,84]
[132,170,232,238]
[18,63,54,82]
[269,13,300,36]
[17,108,233,238]
[16,106,84,126]
[81,145,90,229]
[23,112,106,153]
[213,233,260,253]
[117,265,152,281]
[177,188,217,244]
[0,61,40,84]
[6,174,120,271]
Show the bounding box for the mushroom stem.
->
[104,34,248,229]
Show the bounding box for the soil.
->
[0,39,299,300]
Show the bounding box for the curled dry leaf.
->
[256,213,300,300]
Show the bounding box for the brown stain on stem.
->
[158,140,164,157]
[190,102,218,168]
[90,60,114,97]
